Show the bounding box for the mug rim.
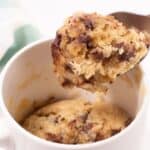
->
[0,39,149,149]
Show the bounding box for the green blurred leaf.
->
[0,24,41,70]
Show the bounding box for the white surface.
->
[19,0,150,38]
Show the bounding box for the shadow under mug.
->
[0,39,149,150]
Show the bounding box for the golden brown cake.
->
[51,12,150,92]
[23,99,131,144]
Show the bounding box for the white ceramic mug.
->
[0,39,149,150]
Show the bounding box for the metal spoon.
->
[110,12,150,33]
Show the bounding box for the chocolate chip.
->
[54,115,61,123]
[146,43,150,48]
[67,36,75,44]
[84,76,94,84]
[80,17,94,30]
[36,113,43,117]
[117,74,120,77]
[144,38,150,48]
[65,30,75,44]
[78,34,93,49]
[46,133,62,143]
[61,117,65,121]
[113,42,135,61]
[62,79,72,87]
[111,129,121,136]
[89,48,104,61]
[87,42,94,49]
[64,63,73,73]
[51,33,62,49]
[95,133,105,141]
[78,34,91,43]
[36,112,49,117]
[109,81,113,84]
[119,51,135,61]
[84,19,94,30]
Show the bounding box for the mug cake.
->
[22,12,150,145]
[23,99,131,144]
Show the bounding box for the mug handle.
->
[0,113,15,150]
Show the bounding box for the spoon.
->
[110,12,150,33]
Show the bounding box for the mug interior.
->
[1,40,144,125]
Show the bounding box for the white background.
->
[0,0,150,56]
[0,0,150,149]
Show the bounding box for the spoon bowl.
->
[110,12,150,33]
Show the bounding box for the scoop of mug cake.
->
[51,12,150,92]
[23,99,131,144]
